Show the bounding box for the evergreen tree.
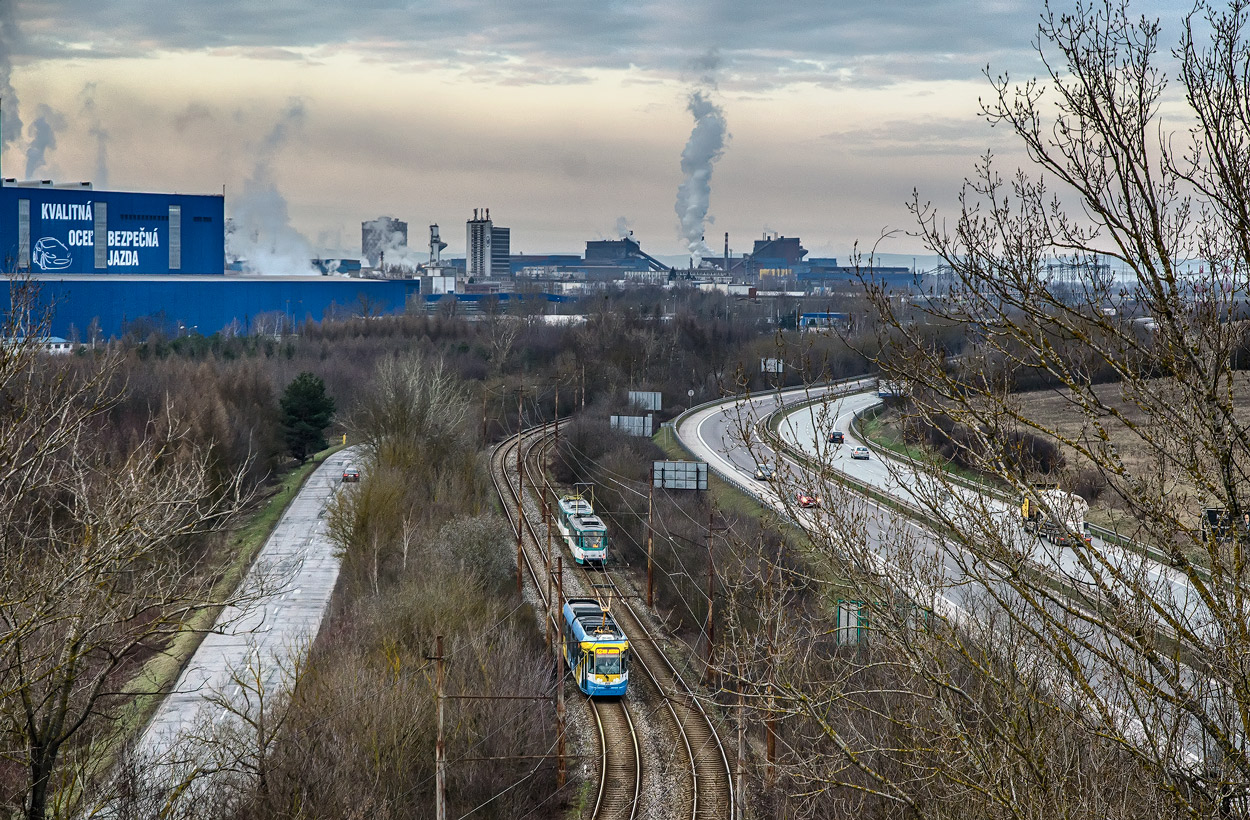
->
[280,371,335,462]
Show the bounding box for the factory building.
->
[583,237,669,278]
[0,183,423,338]
[466,208,510,279]
[361,216,407,267]
[0,182,224,275]
[14,275,422,339]
[751,234,808,281]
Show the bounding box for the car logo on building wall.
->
[32,237,73,270]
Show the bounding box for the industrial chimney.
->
[429,224,447,265]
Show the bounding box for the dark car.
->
[342,465,361,482]
[828,430,844,444]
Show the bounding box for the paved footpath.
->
[123,447,359,789]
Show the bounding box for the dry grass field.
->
[1012,377,1249,532]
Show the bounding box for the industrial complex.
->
[0,178,921,340]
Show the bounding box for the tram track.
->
[489,424,734,820]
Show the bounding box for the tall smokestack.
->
[724,232,729,273]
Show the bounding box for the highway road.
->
[117,446,359,801]
[677,382,979,619]
[777,390,1204,629]
[680,384,1203,627]
[676,384,1220,763]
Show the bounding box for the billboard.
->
[610,414,653,437]
[761,357,785,374]
[0,187,225,275]
[652,460,708,491]
[628,390,662,412]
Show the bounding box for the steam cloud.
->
[615,216,632,239]
[25,104,66,179]
[374,229,423,271]
[0,0,22,172]
[674,55,728,266]
[79,83,109,187]
[227,99,316,276]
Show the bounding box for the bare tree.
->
[0,279,250,820]
[722,1,1250,816]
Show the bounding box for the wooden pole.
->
[434,635,446,820]
[554,380,560,444]
[736,665,746,820]
[556,556,566,788]
[706,510,715,681]
[766,537,778,789]
[516,391,523,596]
[545,489,554,654]
[647,466,655,608]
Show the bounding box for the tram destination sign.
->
[652,460,708,491]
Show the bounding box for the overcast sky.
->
[0,0,1190,265]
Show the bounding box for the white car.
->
[849,446,870,460]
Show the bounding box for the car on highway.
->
[849,446,870,460]
[796,490,822,508]
[828,430,844,444]
[753,464,774,481]
[342,465,361,482]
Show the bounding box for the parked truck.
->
[1021,487,1091,546]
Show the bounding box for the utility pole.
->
[766,537,778,789]
[433,635,446,820]
[554,379,560,445]
[736,665,746,820]
[556,556,566,788]
[545,488,554,654]
[516,390,524,596]
[706,509,716,683]
[647,466,655,607]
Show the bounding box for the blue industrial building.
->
[0,184,224,275]
[0,183,429,338]
[14,275,422,339]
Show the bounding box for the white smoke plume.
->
[79,83,109,187]
[24,104,64,179]
[375,228,424,271]
[674,54,728,265]
[0,0,23,173]
[227,99,316,276]
[615,216,633,239]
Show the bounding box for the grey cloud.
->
[172,102,213,132]
[821,116,1017,157]
[0,0,22,154]
[18,0,1046,89]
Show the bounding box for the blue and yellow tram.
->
[562,598,629,697]
[555,494,609,564]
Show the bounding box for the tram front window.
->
[595,651,622,675]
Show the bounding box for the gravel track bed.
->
[494,430,730,820]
